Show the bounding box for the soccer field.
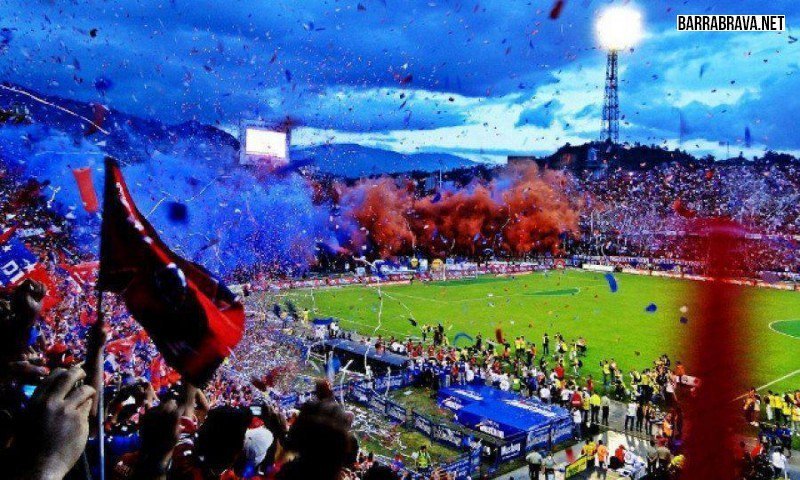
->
[283,270,800,393]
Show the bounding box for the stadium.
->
[0,2,799,480]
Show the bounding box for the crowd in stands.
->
[3,156,800,480]
[0,172,412,480]
[0,168,78,259]
[574,160,800,276]
[1,276,430,480]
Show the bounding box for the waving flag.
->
[0,231,39,288]
[105,333,138,359]
[72,167,100,213]
[0,231,59,314]
[98,157,244,386]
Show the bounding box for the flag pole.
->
[96,286,105,480]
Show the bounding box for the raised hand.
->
[13,366,97,480]
[83,318,108,419]
[11,278,46,324]
[1,280,46,369]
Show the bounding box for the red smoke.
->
[340,177,415,258]
[413,183,500,257]
[335,163,580,259]
[497,165,579,255]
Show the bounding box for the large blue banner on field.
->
[438,384,573,444]
[0,235,38,287]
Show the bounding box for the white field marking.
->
[732,319,800,400]
[767,320,800,340]
[733,368,800,401]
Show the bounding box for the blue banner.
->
[550,417,575,445]
[368,393,387,415]
[374,371,412,391]
[525,423,551,451]
[273,392,299,409]
[499,435,525,462]
[432,423,464,449]
[385,399,408,424]
[350,383,372,404]
[436,448,482,479]
[411,411,434,437]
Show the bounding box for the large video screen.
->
[241,127,289,166]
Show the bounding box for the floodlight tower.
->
[596,6,643,144]
[602,50,619,144]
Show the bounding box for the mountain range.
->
[0,82,474,177]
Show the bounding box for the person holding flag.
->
[97,157,245,387]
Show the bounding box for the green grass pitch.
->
[285,270,800,393]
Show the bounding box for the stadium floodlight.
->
[596,5,643,52]
[596,5,643,144]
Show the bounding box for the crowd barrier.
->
[264,351,578,478]
[348,372,575,475]
[348,373,483,479]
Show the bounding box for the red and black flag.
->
[98,157,244,386]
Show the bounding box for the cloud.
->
[1,0,799,161]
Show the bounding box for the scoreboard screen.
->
[240,124,290,167]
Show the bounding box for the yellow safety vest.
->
[418,452,431,468]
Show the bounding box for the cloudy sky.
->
[1,0,798,162]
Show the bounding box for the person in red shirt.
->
[610,445,626,469]
[571,390,583,409]
[554,364,565,380]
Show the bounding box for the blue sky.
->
[1,0,798,162]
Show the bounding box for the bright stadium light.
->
[596,5,643,52]
[596,5,644,144]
